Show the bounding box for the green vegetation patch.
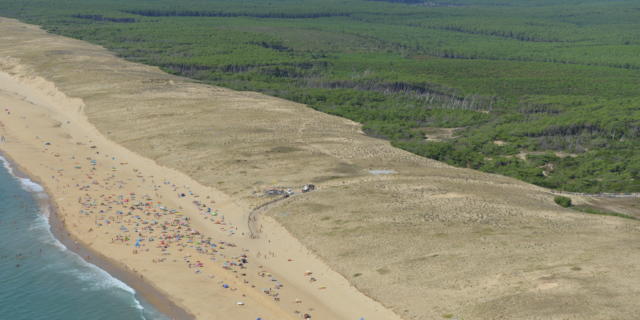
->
[554,196,572,208]
[2,0,640,192]
[573,205,637,221]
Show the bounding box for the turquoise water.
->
[0,157,168,320]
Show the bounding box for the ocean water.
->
[0,157,168,320]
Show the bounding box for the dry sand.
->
[1,17,640,320]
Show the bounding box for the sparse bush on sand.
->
[554,196,572,208]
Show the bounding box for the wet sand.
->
[0,151,194,319]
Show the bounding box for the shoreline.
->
[0,42,401,318]
[0,150,195,320]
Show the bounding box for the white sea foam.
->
[0,155,45,193]
[70,265,146,313]
[64,261,147,317]
[71,264,135,294]
[18,177,45,193]
[29,212,67,250]
[0,155,148,316]
[0,155,11,172]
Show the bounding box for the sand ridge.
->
[1,17,640,320]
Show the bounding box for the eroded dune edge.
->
[1,18,639,320]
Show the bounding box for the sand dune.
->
[0,19,399,320]
[1,17,640,320]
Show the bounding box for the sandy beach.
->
[2,17,640,320]
[0,25,400,320]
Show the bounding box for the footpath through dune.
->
[1,17,640,320]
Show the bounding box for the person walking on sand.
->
[1,135,5,143]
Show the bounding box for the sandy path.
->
[0,59,400,319]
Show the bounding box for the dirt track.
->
[2,17,640,320]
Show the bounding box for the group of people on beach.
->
[0,101,321,319]
[68,148,318,319]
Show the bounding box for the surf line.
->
[0,153,191,320]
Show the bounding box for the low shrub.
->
[554,195,572,208]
